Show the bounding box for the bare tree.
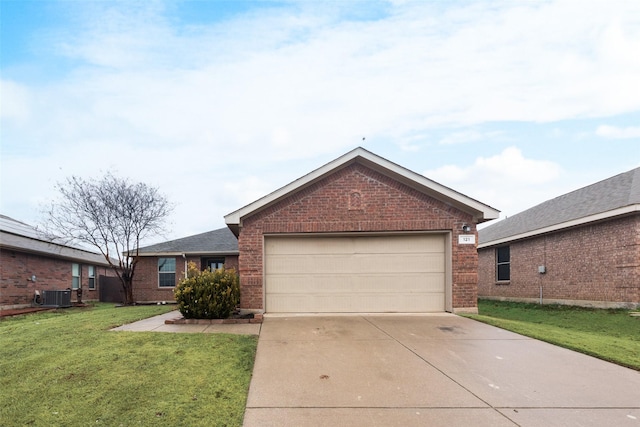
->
[44,173,172,305]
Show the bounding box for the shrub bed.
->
[174,262,240,319]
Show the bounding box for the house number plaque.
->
[458,235,476,244]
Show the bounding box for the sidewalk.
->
[111,310,261,335]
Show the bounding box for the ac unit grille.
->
[41,290,72,308]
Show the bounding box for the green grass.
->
[463,300,640,371]
[0,303,258,427]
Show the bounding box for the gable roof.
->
[0,214,110,266]
[225,147,500,234]
[136,227,238,256]
[478,166,640,248]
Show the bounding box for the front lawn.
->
[464,299,640,370]
[0,303,257,426]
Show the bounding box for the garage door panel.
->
[266,293,445,313]
[267,273,445,294]
[353,236,444,254]
[267,253,445,274]
[265,237,352,255]
[266,236,445,255]
[265,234,447,313]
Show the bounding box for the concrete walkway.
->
[243,314,640,427]
[111,310,261,335]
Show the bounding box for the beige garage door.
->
[265,234,446,313]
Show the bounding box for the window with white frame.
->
[72,263,80,289]
[158,258,176,287]
[88,266,96,289]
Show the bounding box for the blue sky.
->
[2,0,639,243]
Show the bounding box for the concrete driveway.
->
[243,314,640,427]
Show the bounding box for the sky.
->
[2,0,639,245]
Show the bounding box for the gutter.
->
[131,251,240,257]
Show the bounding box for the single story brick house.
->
[224,147,499,314]
[0,215,115,310]
[478,167,640,309]
[132,227,239,303]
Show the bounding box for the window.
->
[158,258,176,287]
[496,246,510,281]
[203,258,225,271]
[72,263,80,289]
[88,266,96,290]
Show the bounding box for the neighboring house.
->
[225,147,499,314]
[0,215,115,310]
[478,167,640,309]
[132,227,239,303]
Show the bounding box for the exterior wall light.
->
[462,224,472,233]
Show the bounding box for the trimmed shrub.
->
[174,262,240,319]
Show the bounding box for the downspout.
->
[539,235,547,305]
[183,254,187,279]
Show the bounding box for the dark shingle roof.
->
[479,167,640,246]
[0,215,110,265]
[137,227,238,255]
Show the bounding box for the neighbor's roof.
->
[478,166,640,248]
[225,147,500,233]
[136,227,238,256]
[0,214,110,266]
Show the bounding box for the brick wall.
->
[132,254,239,302]
[478,214,640,308]
[0,248,115,309]
[238,163,478,312]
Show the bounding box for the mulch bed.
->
[0,307,53,318]
[0,303,90,318]
[166,312,263,325]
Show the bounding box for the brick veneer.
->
[132,255,239,302]
[0,248,115,309]
[478,214,640,308]
[237,163,478,312]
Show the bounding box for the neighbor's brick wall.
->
[238,163,478,311]
[0,248,114,309]
[478,214,640,307]
[132,255,239,302]
[212,255,239,271]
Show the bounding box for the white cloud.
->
[0,80,31,123]
[17,0,639,150]
[223,176,278,209]
[438,130,506,145]
[475,147,561,185]
[439,131,484,146]
[596,125,640,139]
[427,146,561,184]
[3,0,640,238]
[425,147,563,219]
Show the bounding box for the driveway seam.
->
[247,405,495,409]
[361,316,519,426]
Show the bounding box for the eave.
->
[225,147,500,235]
